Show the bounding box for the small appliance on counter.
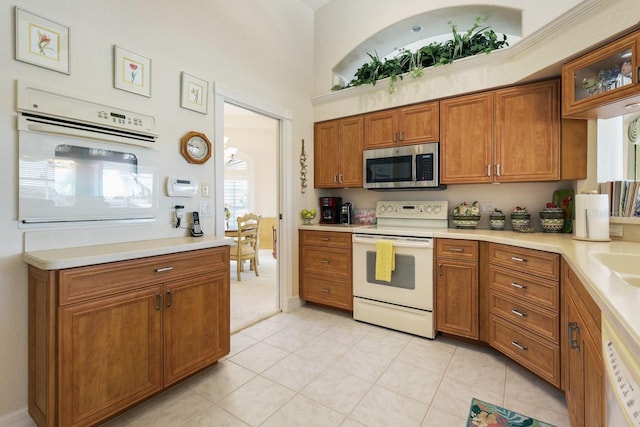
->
[319,196,341,224]
[340,202,354,224]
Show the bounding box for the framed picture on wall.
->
[15,7,70,74]
[180,72,208,114]
[113,45,151,97]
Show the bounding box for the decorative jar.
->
[451,214,481,229]
[539,207,564,232]
[489,209,505,230]
[510,207,531,231]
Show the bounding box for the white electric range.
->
[352,200,448,338]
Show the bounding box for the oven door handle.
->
[352,235,433,249]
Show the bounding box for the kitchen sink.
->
[590,252,640,287]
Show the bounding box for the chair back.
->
[236,213,260,247]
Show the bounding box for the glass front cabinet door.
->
[562,28,640,119]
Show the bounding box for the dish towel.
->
[375,239,395,282]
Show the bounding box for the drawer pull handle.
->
[511,341,528,351]
[320,237,330,241]
[155,266,174,273]
[320,259,330,264]
[166,290,173,307]
[568,322,581,352]
[510,282,527,289]
[511,308,527,317]
[449,247,464,252]
[511,256,527,263]
[321,288,330,293]
[155,294,161,311]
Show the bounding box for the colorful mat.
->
[467,398,556,427]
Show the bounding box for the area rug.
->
[467,398,556,427]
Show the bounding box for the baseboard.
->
[0,408,35,427]
[283,296,302,312]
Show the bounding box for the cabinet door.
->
[399,102,439,145]
[314,120,339,188]
[338,115,364,187]
[494,80,560,182]
[59,286,163,427]
[164,272,230,386]
[562,31,640,119]
[436,259,478,339]
[364,110,398,149]
[440,92,494,184]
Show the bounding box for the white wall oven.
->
[352,201,448,338]
[17,81,159,226]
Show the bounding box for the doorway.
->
[223,102,280,332]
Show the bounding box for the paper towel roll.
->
[574,194,610,241]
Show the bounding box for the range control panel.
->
[375,201,448,220]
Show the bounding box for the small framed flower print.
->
[15,7,70,74]
[113,46,151,97]
[180,72,208,114]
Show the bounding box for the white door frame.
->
[213,83,296,312]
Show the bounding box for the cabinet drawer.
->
[489,291,559,343]
[302,275,352,310]
[488,243,559,281]
[301,247,351,279]
[301,230,351,248]
[489,314,560,387]
[436,239,478,260]
[59,247,228,305]
[489,266,559,311]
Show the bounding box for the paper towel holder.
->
[573,192,611,242]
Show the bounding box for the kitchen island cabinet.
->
[364,101,439,149]
[29,246,230,427]
[314,115,364,188]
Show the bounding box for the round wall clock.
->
[180,131,212,164]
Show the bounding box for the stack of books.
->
[600,181,640,217]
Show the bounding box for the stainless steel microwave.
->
[363,142,443,190]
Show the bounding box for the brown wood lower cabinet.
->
[562,261,604,427]
[487,243,561,387]
[299,230,353,310]
[29,246,230,427]
[435,239,479,339]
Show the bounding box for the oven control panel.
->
[375,201,448,220]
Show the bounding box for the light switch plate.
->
[609,224,623,237]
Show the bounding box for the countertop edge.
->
[23,235,232,270]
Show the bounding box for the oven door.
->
[352,234,433,310]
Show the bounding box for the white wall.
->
[0,0,313,418]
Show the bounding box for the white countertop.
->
[301,224,640,358]
[23,235,231,270]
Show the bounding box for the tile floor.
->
[105,305,571,427]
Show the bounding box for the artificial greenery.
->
[333,17,509,93]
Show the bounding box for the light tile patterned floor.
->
[105,305,571,427]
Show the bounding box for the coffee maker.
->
[340,202,353,225]
[319,197,341,224]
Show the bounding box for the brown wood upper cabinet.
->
[441,80,562,184]
[364,101,439,149]
[562,28,640,119]
[314,115,364,188]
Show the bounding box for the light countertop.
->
[301,224,640,357]
[23,235,231,271]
